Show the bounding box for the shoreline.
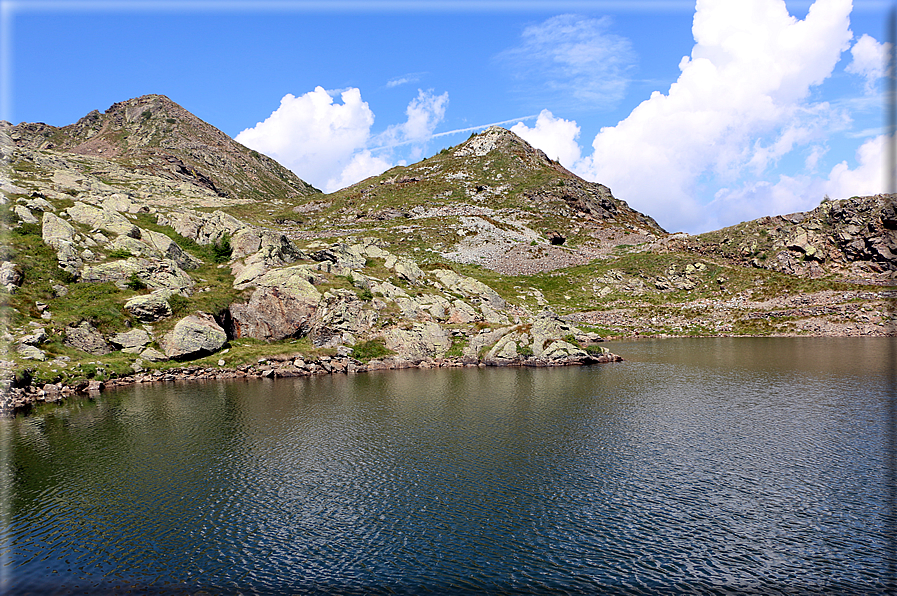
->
[1,351,623,417]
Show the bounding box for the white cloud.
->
[235,86,375,192]
[576,0,853,233]
[497,14,635,110]
[845,34,891,95]
[706,134,887,231]
[510,109,582,168]
[376,89,449,160]
[825,133,887,198]
[236,87,449,193]
[386,73,423,88]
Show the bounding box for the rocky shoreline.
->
[0,350,623,418]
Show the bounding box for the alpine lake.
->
[2,337,895,595]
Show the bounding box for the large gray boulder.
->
[160,313,227,359]
[66,202,140,238]
[432,269,506,308]
[124,292,173,322]
[0,261,21,292]
[108,328,152,353]
[228,267,322,341]
[140,229,202,270]
[81,257,194,292]
[41,212,82,274]
[157,210,244,245]
[382,322,451,361]
[64,322,112,355]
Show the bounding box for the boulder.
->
[383,322,452,361]
[432,269,505,308]
[385,254,424,284]
[0,261,21,292]
[228,269,321,341]
[81,257,194,292]
[140,230,202,270]
[108,328,152,353]
[230,229,305,264]
[14,204,37,224]
[157,210,244,245]
[19,328,47,346]
[66,202,140,237]
[139,347,168,362]
[41,212,82,273]
[16,344,46,361]
[160,313,227,359]
[64,322,112,355]
[309,289,379,348]
[124,292,173,322]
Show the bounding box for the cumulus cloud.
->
[497,14,635,110]
[235,87,376,192]
[236,87,449,193]
[576,0,853,233]
[845,34,891,94]
[510,110,582,168]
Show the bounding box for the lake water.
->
[2,337,895,595]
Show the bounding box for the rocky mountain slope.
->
[1,95,894,415]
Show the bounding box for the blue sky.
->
[1,0,892,233]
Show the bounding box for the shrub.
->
[350,338,395,362]
[211,235,232,263]
[126,272,147,291]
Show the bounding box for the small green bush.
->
[516,343,534,358]
[212,235,232,263]
[351,338,395,362]
[126,272,147,291]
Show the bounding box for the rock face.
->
[688,194,897,279]
[160,313,227,359]
[228,268,321,341]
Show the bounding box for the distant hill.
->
[3,94,319,203]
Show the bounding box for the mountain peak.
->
[6,95,319,202]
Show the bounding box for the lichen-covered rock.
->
[228,267,322,341]
[66,201,140,237]
[108,329,152,353]
[157,210,244,245]
[64,322,112,355]
[0,261,21,292]
[432,269,505,308]
[140,229,202,270]
[383,322,451,361]
[124,292,173,322]
[309,289,379,348]
[41,212,82,274]
[81,257,194,292]
[14,204,37,224]
[230,229,305,264]
[385,254,424,284]
[16,344,46,361]
[139,347,167,362]
[160,313,227,359]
